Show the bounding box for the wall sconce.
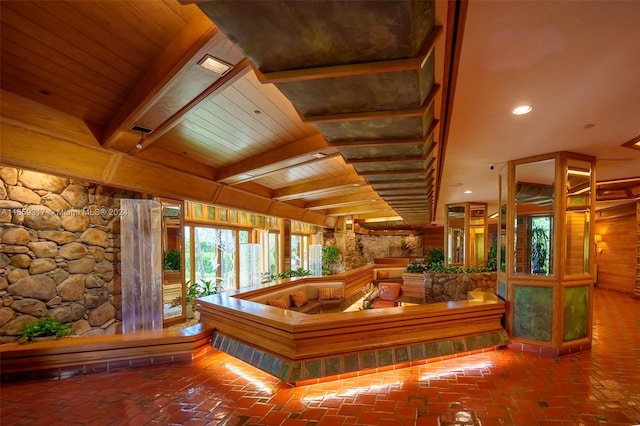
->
[594,234,603,254]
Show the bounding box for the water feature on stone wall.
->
[120,199,162,333]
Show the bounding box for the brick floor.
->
[1,288,639,425]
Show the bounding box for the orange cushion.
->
[290,290,308,307]
[372,299,396,309]
[377,270,390,279]
[378,282,401,301]
[318,287,341,300]
[267,297,289,309]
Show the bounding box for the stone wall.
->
[424,272,497,302]
[0,167,143,342]
[330,226,424,271]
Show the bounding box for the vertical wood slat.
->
[595,212,636,294]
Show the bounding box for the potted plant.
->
[402,259,428,299]
[423,247,444,269]
[185,278,224,320]
[163,249,181,271]
[18,318,74,343]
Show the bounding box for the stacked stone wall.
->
[424,272,497,302]
[0,167,142,342]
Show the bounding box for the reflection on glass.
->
[565,159,592,276]
[469,204,486,266]
[161,199,184,322]
[499,171,507,273]
[447,205,465,265]
[268,232,279,276]
[514,159,555,276]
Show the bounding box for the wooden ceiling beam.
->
[102,11,220,151]
[305,191,382,210]
[216,133,338,184]
[255,26,442,84]
[302,84,440,124]
[325,201,391,216]
[273,175,368,201]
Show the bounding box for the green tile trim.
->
[211,328,509,385]
[304,360,322,380]
[325,357,342,376]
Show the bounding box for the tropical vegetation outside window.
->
[291,234,308,270]
[184,225,237,290]
[268,232,279,276]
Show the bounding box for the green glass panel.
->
[563,286,589,341]
[513,286,553,342]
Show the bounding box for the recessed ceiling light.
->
[512,105,532,115]
[311,152,327,159]
[198,54,232,75]
[464,190,473,194]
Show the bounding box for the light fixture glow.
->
[567,168,591,176]
[311,152,327,159]
[198,55,232,75]
[512,105,532,115]
[464,190,473,194]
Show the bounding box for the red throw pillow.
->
[378,283,401,301]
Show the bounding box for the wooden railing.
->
[0,323,213,383]
[198,266,507,384]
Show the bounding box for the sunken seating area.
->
[248,281,346,314]
[198,265,507,386]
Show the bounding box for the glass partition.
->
[469,203,486,266]
[447,204,465,265]
[565,158,592,276]
[514,159,555,276]
[160,199,185,326]
[499,170,508,273]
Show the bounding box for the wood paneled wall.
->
[595,205,636,294]
[423,226,444,249]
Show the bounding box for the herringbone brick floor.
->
[1,288,639,425]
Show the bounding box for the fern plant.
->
[18,318,74,343]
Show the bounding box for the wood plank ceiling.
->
[0,0,453,233]
[195,0,444,230]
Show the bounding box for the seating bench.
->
[365,282,403,308]
[372,267,405,285]
[248,282,345,314]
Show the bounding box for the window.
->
[185,225,237,290]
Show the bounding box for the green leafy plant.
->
[18,318,74,343]
[163,249,181,271]
[423,247,444,269]
[322,245,341,275]
[486,246,497,271]
[405,259,428,273]
[529,226,549,274]
[186,278,224,306]
[268,268,312,282]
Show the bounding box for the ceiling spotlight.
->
[512,105,532,115]
[464,190,473,194]
[311,152,327,159]
[198,54,232,75]
[135,131,145,149]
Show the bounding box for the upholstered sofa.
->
[248,282,346,314]
[372,267,405,285]
[365,282,403,309]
